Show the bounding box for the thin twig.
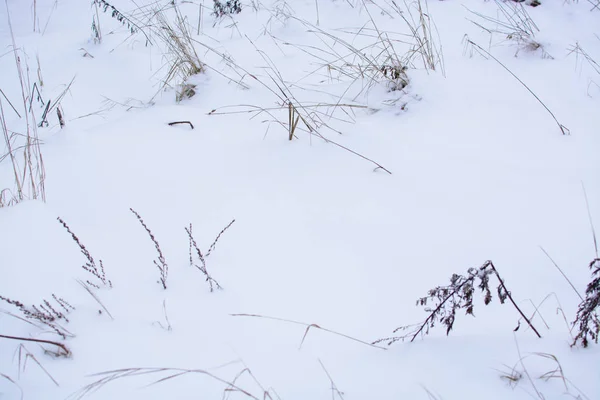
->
[488,262,542,338]
[540,247,583,301]
[168,121,194,129]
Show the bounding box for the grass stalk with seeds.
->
[130,208,168,289]
[58,217,111,288]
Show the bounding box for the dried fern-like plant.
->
[374,260,541,345]
[572,258,600,347]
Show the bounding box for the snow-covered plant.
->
[58,217,112,289]
[130,208,169,290]
[374,260,541,345]
[572,258,600,347]
[213,0,242,17]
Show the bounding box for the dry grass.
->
[466,0,551,58]
[231,313,387,350]
[1,6,46,207]
[153,5,204,101]
[69,367,265,400]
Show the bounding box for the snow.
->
[1,0,599,399]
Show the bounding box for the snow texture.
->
[1,0,599,399]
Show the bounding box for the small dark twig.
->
[168,121,194,129]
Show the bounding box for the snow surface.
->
[1,0,599,398]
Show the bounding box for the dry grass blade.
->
[539,247,583,301]
[69,367,262,400]
[582,183,598,258]
[77,280,113,320]
[318,359,345,400]
[231,313,387,350]
[17,344,59,386]
[153,5,204,100]
[465,38,568,135]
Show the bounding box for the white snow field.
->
[1,0,599,398]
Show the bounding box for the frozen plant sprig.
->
[58,217,112,288]
[374,260,541,345]
[572,258,600,348]
[130,208,168,290]
[0,295,72,339]
[184,220,235,292]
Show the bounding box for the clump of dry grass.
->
[466,0,552,58]
[1,6,46,207]
[498,344,591,400]
[388,0,445,74]
[153,5,204,101]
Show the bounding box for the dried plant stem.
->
[466,39,568,135]
[206,219,235,257]
[0,333,70,356]
[130,208,168,289]
[487,261,541,338]
[408,277,473,342]
[71,367,260,400]
[231,313,386,350]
